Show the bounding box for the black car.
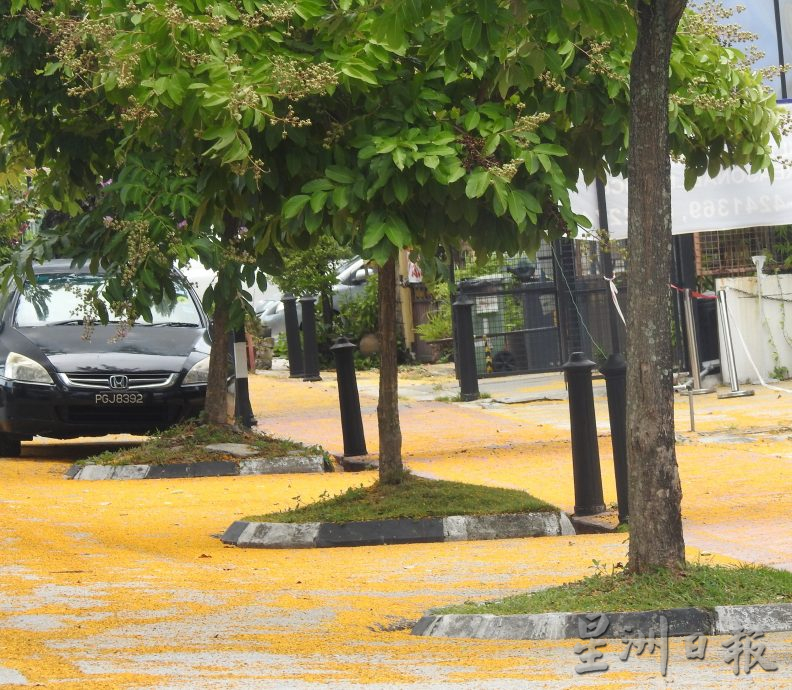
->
[0,260,213,456]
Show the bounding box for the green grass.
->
[438,563,792,615]
[78,420,316,466]
[246,473,556,523]
[434,392,493,403]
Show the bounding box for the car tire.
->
[0,436,22,457]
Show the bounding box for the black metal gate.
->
[456,239,626,378]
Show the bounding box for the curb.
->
[220,511,575,549]
[411,603,792,640]
[66,454,326,480]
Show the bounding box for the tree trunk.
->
[377,255,404,484]
[205,293,231,425]
[626,0,687,573]
[204,217,238,427]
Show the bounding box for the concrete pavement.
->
[0,364,789,688]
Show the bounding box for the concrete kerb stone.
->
[411,603,792,640]
[67,453,325,480]
[220,510,574,549]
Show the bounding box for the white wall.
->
[716,274,792,385]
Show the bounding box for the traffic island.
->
[221,511,575,548]
[412,564,792,640]
[412,604,792,640]
[68,451,325,480]
[219,473,575,548]
[66,421,331,479]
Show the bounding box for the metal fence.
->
[454,239,626,378]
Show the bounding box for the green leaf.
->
[423,155,440,169]
[507,189,526,224]
[392,148,407,170]
[362,214,386,249]
[383,215,411,247]
[531,143,567,156]
[492,181,508,217]
[462,110,480,130]
[340,64,378,85]
[511,189,542,214]
[283,194,310,219]
[462,17,482,51]
[483,133,501,156]
[392,176,408,203]
[332,185,349,210]
[465,170,490,198]
[310,190,328,213]
[326,166,355,183]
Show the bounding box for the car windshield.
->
[14,273,202,328]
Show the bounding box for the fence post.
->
[282,294,304,379]
[562,352,606,516]
[716,289,754,399]
[599,353,628,523]
[452,294,480,401]
[682,288,715,394]
[330,337,368,457]
[299,296,322,382]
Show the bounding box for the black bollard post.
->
[330,337,368,457]
[282,294,304,379]
[562,352,606,516]
[233,327,257,428]
[600,353,628,523]
[452,294,479,401]
[299,295,322,382]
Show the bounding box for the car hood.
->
[18,325,209,373]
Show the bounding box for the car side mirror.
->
[353,268,370,283]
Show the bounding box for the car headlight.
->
[182,356,210,385]
[5,352,53,384]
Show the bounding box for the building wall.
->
[716,274,792,384]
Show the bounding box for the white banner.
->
[571,102,792,239]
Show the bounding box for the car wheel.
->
[0,435,22,457]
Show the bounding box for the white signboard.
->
[571,102,792,238]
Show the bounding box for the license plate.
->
[94,392,145,405]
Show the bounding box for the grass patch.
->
[435,392,493,403]
[246,473,556,523]
[438,563,792,615]
[78,420,319,467]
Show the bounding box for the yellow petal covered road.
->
[0,369,790,688]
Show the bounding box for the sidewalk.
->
[0,364,789,688]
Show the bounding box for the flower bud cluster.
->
[489,159,521,182]
[269,56,338,100]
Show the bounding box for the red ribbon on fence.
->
[668,283,717,300]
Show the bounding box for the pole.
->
[682,288,715,394]
[233,327,256,428]
[281,294,304,378]
[596,179,621,354]
[562,352,605,516]
[452,294,480,401]
[599,353,628,523]
[774,0,788,99]
[330,337,368,457]
[716,289,754,399]
[299,296,322,382]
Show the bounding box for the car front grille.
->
[58,373,177,390]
